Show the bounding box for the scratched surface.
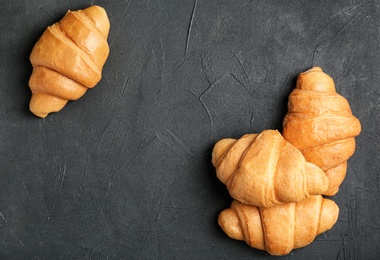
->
[1,0,380,259]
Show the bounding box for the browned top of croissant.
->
[212,130,328,207]
[218,195,339,256]
[28,5,110,118]
[30,5,110,87]
[283,67,361,150]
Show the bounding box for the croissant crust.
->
[28,5,110,118]
[283,67,361,195]
[212,129,329,207]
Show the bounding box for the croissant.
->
[212,129,329,207]
[28,5,110,118]
[282,67,361,195]
[218,195,339,256]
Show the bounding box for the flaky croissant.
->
[29,5,110,118]
[212,129,329,207]
[218,195,339,256]
[283,67,361,196]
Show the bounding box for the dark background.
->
[1,0,379,259]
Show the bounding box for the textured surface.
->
[0,0,379,259]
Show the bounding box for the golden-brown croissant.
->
[29,5,110,118]
[283,67,361,196]
[212,129,329,207]
[218,195,339,256]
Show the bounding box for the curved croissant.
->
[218,195,339,256]
[212,130,329,207]
[29,5,110,118]
[283,67,361,195]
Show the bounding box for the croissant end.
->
[218,208,244,241]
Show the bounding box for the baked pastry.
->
[28,5,110,118]
[283,67,361,195]
[218,195,339,256]
[212,129,329,207]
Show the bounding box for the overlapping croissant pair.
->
[212,67,361,255]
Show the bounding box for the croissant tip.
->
[29,105,51,118]
[306,66,323,73]
[218,208,244,241]
[34,112,48,118]
[317,198,339,234]
[296,66,335,92]
[323,187,339,197]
